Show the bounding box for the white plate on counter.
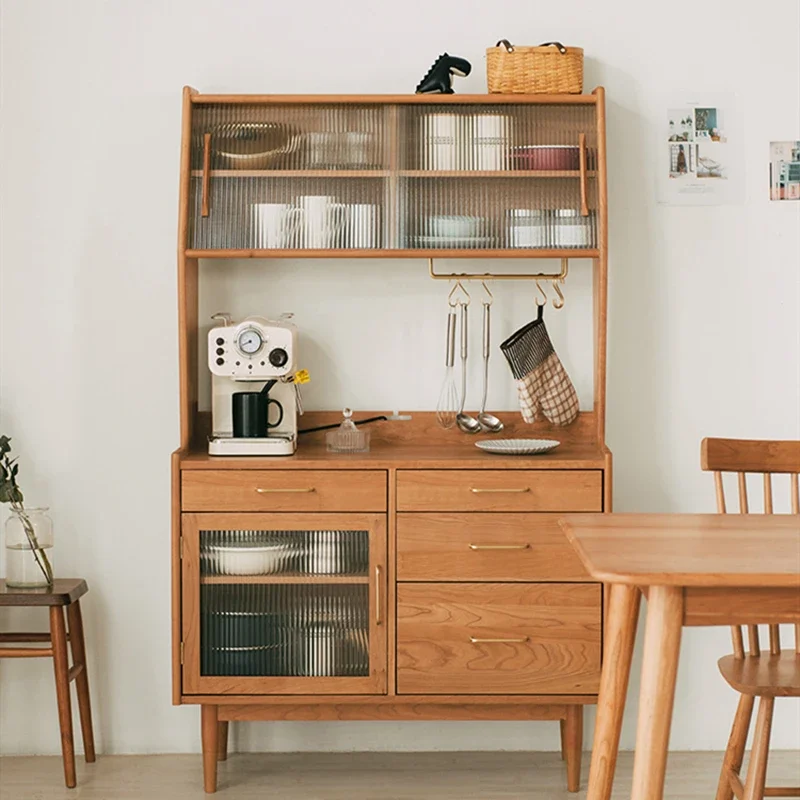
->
[476,438,560,456]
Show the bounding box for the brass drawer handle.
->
[470,637,529,644]
[470,487,530,494]
[375,565,382,625]
[469,543,530,550]
[255,487,316,494]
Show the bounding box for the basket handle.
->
[538,41,568,54]
[494,40,569,54]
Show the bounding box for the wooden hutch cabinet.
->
[173,87,610,793]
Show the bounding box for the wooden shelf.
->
[190,170,595,179]
[186,248,600,260]
[191,92,601,106]
[398,170,597,179]
[191,170,389,178]
[200,575,369,585]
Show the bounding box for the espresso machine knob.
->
[268,348,289,368]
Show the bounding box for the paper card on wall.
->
[769,141,800,201]
[658,97,739,205]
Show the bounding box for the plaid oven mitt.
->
[499,305,579,426]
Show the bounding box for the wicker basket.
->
[486,40,583,94]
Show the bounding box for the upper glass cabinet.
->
[185,97,603,256]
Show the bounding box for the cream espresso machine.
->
[207,314,299,456]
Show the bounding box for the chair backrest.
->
[701,437,800,658]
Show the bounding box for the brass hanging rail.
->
[428,257,569,282]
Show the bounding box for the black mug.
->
[232,391,284,438]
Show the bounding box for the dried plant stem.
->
[9,501,53,586]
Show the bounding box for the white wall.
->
[1,0,798,757]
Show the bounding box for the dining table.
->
[559,513,800,800]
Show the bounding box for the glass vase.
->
[4,507,54,588]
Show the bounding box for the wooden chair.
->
[701,437,800,800]
[0,579,95,788]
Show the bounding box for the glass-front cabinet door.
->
[181,513,387,694]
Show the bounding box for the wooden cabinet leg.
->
[559,718,566,760]
[67,600,96,763]
[201,705,219,793]
[630,585,684,800]
[50,606,76,789]
[217,721,229,762]
[742,696,774,800]
[564,706,583,792]
[715,693,755,800]
[587,583,640,800]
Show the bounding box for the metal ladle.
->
[477,295,504,433]
[456,301,481,435]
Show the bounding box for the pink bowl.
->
[511,145,580,171]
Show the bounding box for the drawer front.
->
[397,583,601,695]
[396,470,602,512]
[182,470,387,512]
[397,513,589,581]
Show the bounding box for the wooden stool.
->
[0,579,96,788]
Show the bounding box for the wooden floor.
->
[0,751,798,799]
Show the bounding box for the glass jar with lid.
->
[550,209,594,249]
[507,209,548,248]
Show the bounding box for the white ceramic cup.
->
[292,195,346,248]
[347,203,377,248]
[253,203,294,248]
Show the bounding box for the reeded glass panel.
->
[199,528,370,678]
[201,583,369,677]
[188,101,600,253]
[200,529,369,577]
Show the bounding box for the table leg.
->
[586,583,641,800]
[631,585,684,800]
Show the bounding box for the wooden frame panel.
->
[181,513,387,696]
[396,469,603,512]
[396,513,590,582]
[701,437,800,474]
[397,582,602,695]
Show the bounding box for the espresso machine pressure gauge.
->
[236,327,264,356]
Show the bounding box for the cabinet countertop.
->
[177,440,609,471]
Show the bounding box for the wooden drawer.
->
[181,470,387,512]
[397,583,601,695]
[396,470,602,512]
[397,513,589,582]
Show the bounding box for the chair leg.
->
[560,718,567,760]
[564,705,583,793]
[67,600,96,763]
[201,704,219,793]
[217,721,229,762]
[715,693,755,800]
[742,696,774,800]
[50,606,76,789]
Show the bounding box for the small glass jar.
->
[4,507,54,588]
[507,209,548,248]
[551,209,594,249]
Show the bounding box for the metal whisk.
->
[436,307,459,428]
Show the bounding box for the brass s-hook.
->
[552,280,565,309]
[535,280,547,307]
